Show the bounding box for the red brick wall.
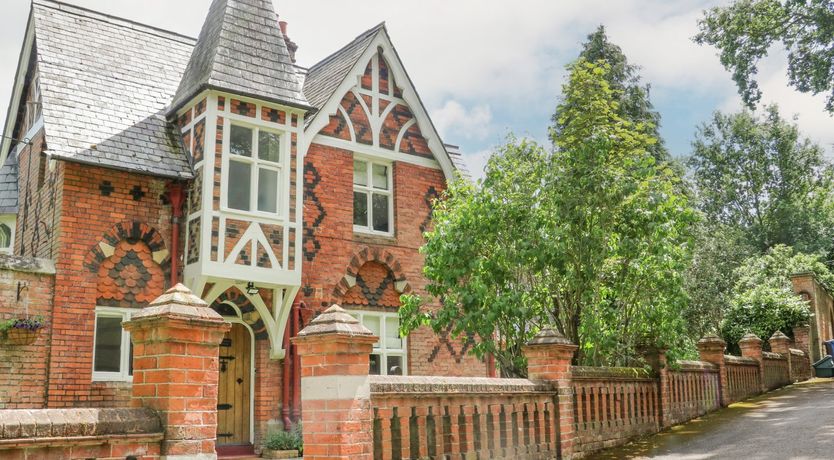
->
[46,162,177,407]
[14,128,62,260]
[300,143,486,377]
[0,265,54,408]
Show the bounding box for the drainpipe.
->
[281,307,293,429]
[166,182,185,286]
[291,300,304,422]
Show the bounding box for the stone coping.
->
[675,360,718,372]
[0,254,55,275]
[790,348,807,357]
[762,351,786,360]
[571,366,653,381]
[0,408,161,441]
[724,355,759,366]
[370,375,553,395]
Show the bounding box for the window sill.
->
[353,231,397,245]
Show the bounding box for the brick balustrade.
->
[294,308,815,460]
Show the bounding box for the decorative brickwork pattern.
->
[210,287,269,340]
[320,111,351,140]
[262,106,287,124]
[188,170,202,213]
[230,98,256,117]
[341,91,372,145]
[192,118,206,163]
[343,261,400,308]
[302,161,324,262]
[187,218,200,265]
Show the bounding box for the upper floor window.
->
[226,123,282,215]
[0,223,11,253]
[349,310,406,375]
[353,159,392,235]
[92,307,133,382]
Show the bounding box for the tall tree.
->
[401,60,695,376]
[688,105,834,255]
[695,0,834,114]
[554,25,670,162]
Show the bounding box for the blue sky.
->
[1,0,831,179]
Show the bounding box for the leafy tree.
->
[720,245,832,349]
[401,60,695,376]
[688,105,834,256]
[555,25,670,163]
[695,0,834,114]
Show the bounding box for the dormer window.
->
[226,123,282,215]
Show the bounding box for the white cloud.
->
[430,100,492,141]
[461,149,493,182]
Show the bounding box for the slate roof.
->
[444,144,471,180]
[170,0,309,114]
[0,151,18,214]
[31,0,195,179]
[303,23,384,112]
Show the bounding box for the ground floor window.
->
[348,310,406,375]
[92,306,133,381]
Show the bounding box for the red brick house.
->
[0,0,485,453]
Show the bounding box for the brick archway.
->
[332,246,411,302]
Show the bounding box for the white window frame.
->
[0,218,13,254]
[92,306,133,382]
[221,121,286,219]
[348,310,407,376]
[352,156,394,236]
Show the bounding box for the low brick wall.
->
[0,255,55,409]
[0,407,162,459]
[762,352,790,390]
[571,367,658,455]
[370,376,558,460]
[665,360,720,426]
[725,356,761,403]
[790,349,812,381]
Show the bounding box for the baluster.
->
[476,402,489,456]
[462,402,475,459]
[399,404,411,460]
[415,405,428,459]
[378,406,393,460]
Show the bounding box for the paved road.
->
[590,379,834,460]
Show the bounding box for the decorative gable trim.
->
[304,27,456,180]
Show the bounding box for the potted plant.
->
[262,422,302,459]
[1,316,45,345]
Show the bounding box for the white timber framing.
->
[0,14,35,166]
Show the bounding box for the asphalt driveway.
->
[589,379,834,460]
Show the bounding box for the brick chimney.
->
[279,20,298,63]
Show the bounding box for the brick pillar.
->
[793,324,811,356]
[123,283,230,460]
[642,347,670,429]
[291,305,377,460]
[769,331,792,381]
[697,334,729,407]
[738,333,764,393]
[522,328,578,460]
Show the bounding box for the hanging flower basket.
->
[2,317,45,346]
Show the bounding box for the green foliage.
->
[695,0,834,113]
[688,106,834,256]
[555,25,669,163]
[401,60,695,375]
[0,316,45,332]
[264,423,302,452]
[720,245,831,349]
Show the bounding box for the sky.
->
[1,0,832,179]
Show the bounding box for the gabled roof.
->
[0,151,18,214]
[170,0,310,114]
[29,0,195,179]
[444,144,471,181]
[303,23,384,113]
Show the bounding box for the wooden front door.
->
[217,323,252,446]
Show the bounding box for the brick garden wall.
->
[0,255,55,409]
[300,142,487,377]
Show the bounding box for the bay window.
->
[353,158,392,235]
[226,123,282,215]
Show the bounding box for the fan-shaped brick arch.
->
[209,287,269,340]
[332,247,411,303]
[83,220,170,308]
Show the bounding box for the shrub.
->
[264,422,302,452]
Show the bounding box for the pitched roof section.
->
[444,144,471,181]
[303,23,384,112]
[0,151,18,214]
[31,0,195,179]
[171,0,309,114]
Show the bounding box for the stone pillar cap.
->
[296,304,375,338]
[697,333,726,347]
[770,330,790,341]
[130,283,224,322]
[739,333,763,344]
[526,327,576,347]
